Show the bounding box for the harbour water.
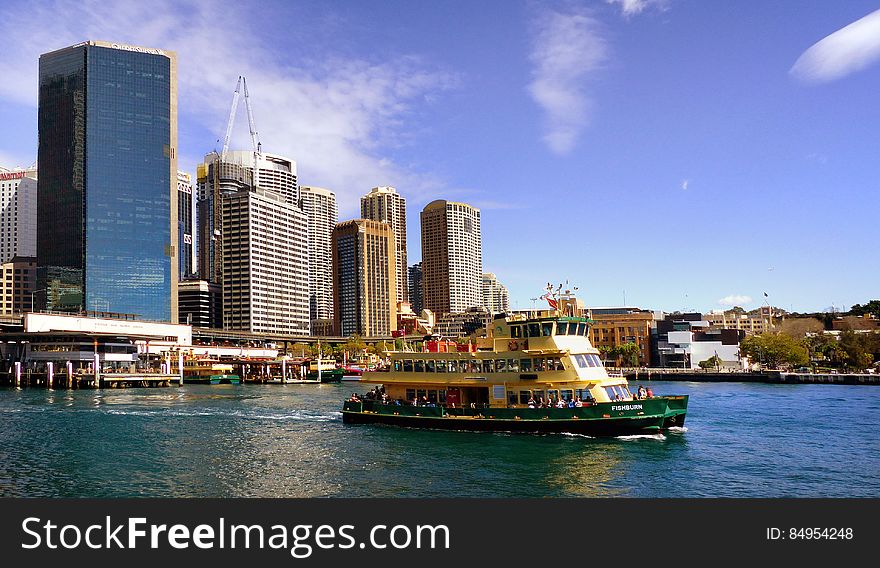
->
[1,381,878,498]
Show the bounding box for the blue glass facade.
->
[38,43,175,321]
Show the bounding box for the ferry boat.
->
[182,359,241,385]
[342,290,687,436]
[306,359,344,383]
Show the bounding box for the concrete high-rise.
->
[408,262,423,314]
[332,219,397,337]
[197,150,297,285]
[222,187,309,335]
[37,41,178,321]
[482,272,509,314]
[420,200,483,315]
[0,167,37,264]
[360,186,407,304]
[177,171,194,278]
[195,150,308,334]
[300,186,337,334]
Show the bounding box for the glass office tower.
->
[37,41,178,321]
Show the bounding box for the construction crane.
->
[220,75,261,161]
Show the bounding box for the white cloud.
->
[0,0,453,216]
[681,179,689,190]
[527,7,607,155]
[719,295,752,306]
[606,0,669,18]
[790,8,880,83]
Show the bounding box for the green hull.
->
[307,369,344,383]
[342,396,687,437]
[183,374,241,385]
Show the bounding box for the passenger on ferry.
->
[646,386,654,398]
[527,396,536,408]
[555,398,566,408]
[574,397,583,408]
[348,393,361,402]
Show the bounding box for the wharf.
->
[0,371,180,388]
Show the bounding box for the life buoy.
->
[509,340,518,351]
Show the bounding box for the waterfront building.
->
[482,272,510,315]
[655,313,743,368]
[589,307,656,367]
[222,187,309,335]
[420,200,483,315]
[332,219,397,337]
[177,171,195,278]
[300,186,338,334]
[705,307,775,335]
[361,186,408,304]
[408,262,423,314]
[177,279,221,328]
[0,167,37,264]
[37,41,178,321]
[1,256,36,315]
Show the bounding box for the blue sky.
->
[1,0,878,314]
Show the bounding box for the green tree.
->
[741,333,809,369]
[838,331,876,371]
[343,334,366,359]
[699,355,722,370]
[616,342,640,367]
[849,300,880,319]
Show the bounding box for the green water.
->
[1,381,878,497]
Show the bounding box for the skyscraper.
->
[421,200,483,315]
[408,262,423,314]
[332,219,397,337]
[37,41,178,321]
[222,187,309,335]
[300,186,337,334]
[361,186,407,304]
[195,149,308,334]
[0,166,37,263]
[177,171,194,278]
[482,272,510,314]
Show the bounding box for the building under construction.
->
[193,77,309,335]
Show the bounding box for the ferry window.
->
[520,358,532,372]
[511,326,522,338]
[406,389,416,402]
[428,390,438,403]
[508,391,518,405]
[534,358,546,372]
[557,322,569,335]
[417,389,427,401]
[561,389,573,401]
[577,323,587,336]
[576,389,594,402]
[508,359,520,372]
[547,389,559,401]
[542,322,553,336]
[426,360,436,373]
[533,390,545,402]
[519,391,532,404]
[447,360,457,373]
[604,387,618,400]
[550,357,563,370]
[590,354,602,367]
[527,323,540,338]
[414,360,425,373]
[439,390,447,403]
[458,360,469,373]
[403,360,413,372]
[496,359,507,372]
[436,360,446,373]
[482,360,493,373]
[393,360,402,372]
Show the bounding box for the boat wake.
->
[666,426,688,433]
[615,433,666,441]
[104,407,343,422]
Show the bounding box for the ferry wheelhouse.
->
[342,310,687,436]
